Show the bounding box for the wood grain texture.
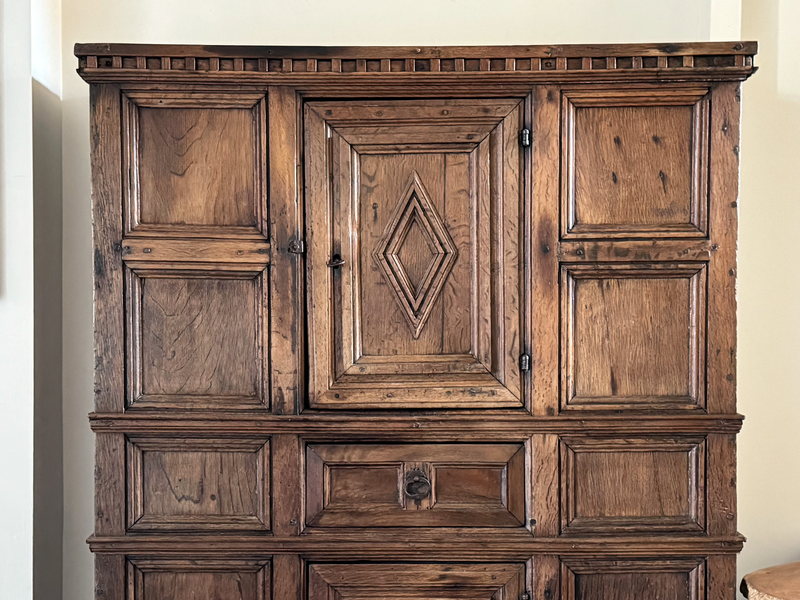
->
[91,84,125,413]
[82,42,752,600]
[560,437,705,534]
[128,558,269,600]
[137,107,256,227]
[129,273,265,409]
[308,563,524,600]
[562,264,706,411]
[127,437,269,532]
[305,99,525,409]
[306,443,526,528]
[563,88,709,238]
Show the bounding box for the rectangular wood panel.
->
[560,437,705,534]
[561,558,704,600]
[562,88,709,238]
[128,558,269,600]
[306,443,526,527]
[122,91,267,237]
[305,99,526,409]
[127,437,269,532]
[126,269,267,410]
[562,263,706,411]
[308,563,524,600]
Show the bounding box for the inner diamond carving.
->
[373,171,458,339]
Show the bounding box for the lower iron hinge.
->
[520,128,531,147]
[519,353,531,372]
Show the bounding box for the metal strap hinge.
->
[520,128,531,147]
[519,354,531,372]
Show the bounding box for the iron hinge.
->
[520,128,531,147]
[521,592,531,600]
[519,354,531,372]
[288,239,305,254]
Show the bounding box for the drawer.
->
[309,563,524,600]
[305,443,526,527]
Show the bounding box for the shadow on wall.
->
[32,78,63,600]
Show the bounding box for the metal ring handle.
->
[327,254,346,268]
[404,469,431,501]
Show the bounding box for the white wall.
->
[0,0,34,599]
[50,1,796,599]
[737,0,800,590]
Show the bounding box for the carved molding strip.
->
[75,43,757,77]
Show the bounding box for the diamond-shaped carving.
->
[373,171,458,339]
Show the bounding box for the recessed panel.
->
[128,271,266,410]
[128,438,269,532]
[562,558,704,600]
[306,443,525,528]
[309,563,524,600]
[129,558,269,600]
[562,264,706,410]
[305,99,525,409]
[561,437,705,534]
[562,89,709,238]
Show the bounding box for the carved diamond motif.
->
[373,171,458,339]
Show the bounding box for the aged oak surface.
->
[78,41,756,600]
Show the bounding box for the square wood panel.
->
[122,91,267,237]
[127,437,270,532]
[560,437,705,534]
[126,268,267,410]
[561,263,707,411]
[562,88,710,238]
[306,443,526,528]
[127,558,269,600]
[561,558,705,600]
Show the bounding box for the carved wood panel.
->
[308,563,525,600]
[560,437,705,534]
[305,99,527,409]
[561,558,705,600]
[306,443,526,528]
[127,558,270,600]
[561,263,707,411]
[125,268,267,410]
[561,87,710,239]
[122,91,268,238]
[127,437,269,532]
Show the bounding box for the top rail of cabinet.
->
[74,41,757,85]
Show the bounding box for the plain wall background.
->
[0,0,795,598]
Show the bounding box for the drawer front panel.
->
[309,563,524,600]
[306,443,526,527]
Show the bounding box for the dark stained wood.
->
[91,84,125,413]
[305,99,525,409]
[80,43,754,600]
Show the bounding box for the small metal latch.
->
[520,128,531,147]
[288,239,305,254]
[519,354,531,372]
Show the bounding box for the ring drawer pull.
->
[327,254,346,268]
[404,469,431,501]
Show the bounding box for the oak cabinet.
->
[79,41,755,600]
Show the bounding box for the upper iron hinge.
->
[519,354,531,372]
[288,239,305,254]
[520,128,531,147]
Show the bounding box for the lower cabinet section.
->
[126,558,271,600]
[308,563,525,599]
[94,554,738,600]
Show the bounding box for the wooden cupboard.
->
[76,41,756,600]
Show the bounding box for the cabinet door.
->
[305,99,526,409]
[308,563,524,600]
